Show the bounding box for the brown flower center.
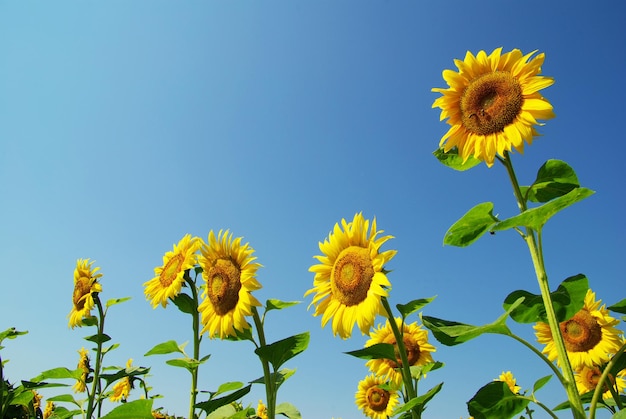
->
[383,335,421,369]
[460,71,523,135]
[366,386,390,412]
[560,309,603,352]
[160,254,184,287]
[206,258,242,315]
[73,277,91,310]
[331,246,374,306]
[583,367,616,392]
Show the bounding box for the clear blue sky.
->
[1,2,624,418]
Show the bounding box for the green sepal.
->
[84,333,111,344]
[492,188,594,232]
[195,384,252,415]
[396,297,436,319]
[444,202,497,247]
[265,299,300,313]
[433,148,481,171]
[467,381,529,419]
[520,159,580,203]
[503,274,588,323]
[144,340,187,356]
[422,298,523,346]
[345,343,396,362]
[255,332,309,370]
[171,293,196,315]
[99,399,154,419]
[392,382,443,416]
[275,402,302,419]
[105,297,131,308]
[608,298,626,314]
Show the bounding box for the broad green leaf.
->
[522,159,580,203]
[255,332,309,370]
[532,375,552,393]
[396,297,436,319]
[503,274,588,323]
[20,381,69,390]
[32,367,83,382]
[144,340,186,356]
[46,394,81,407]
[100,366,150,386]
[275,402,302,419]
[608,298,626,314]
[100,399,153,419]
[422,298,523,346]
[85,333,111,344]
[0,328,27,343]
[345,343,396,362]
[102,343,120,354]
[266,299,300,312]
[195,385,252,415]
[81,317,98,327]
[251,368,296,389]
[105,297,131,308]
[433,147,481,171]
[467,381,529,419]
[9,387,34,406]
[172,293,196,314]
[392,382,443,416]
[410,361,444,379]
[611,409,626,419]
[214,382,244,397]
[492,188,594,232]
[166,358,199,371]
[444,202,497,247]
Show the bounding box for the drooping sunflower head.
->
[432,47,555,167]
[144,234,201,309]
[495,371,521,394]
[355,374,400,419]
[534,289,623,369]
[73,347,90,393]
[110,359,133,402]
[365,317,436,386]
[68,259,103,328]
[575,362,626,400]
[305,213,397,339]
[197,230,262,339]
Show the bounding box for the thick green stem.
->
[253,306,276,419]
[589,342,626,419]
[506,332,565,384]
[186,273,202,419]
[501,153,585,419]
[86,294,105,419]
[381,297,419,419]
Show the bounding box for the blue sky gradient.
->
[1,2,625,418]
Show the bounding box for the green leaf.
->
[492,188,594,232]
[171,293,196,314]
[266,299,300,313]
[80,317,98,327]
[410,361,444,379]
[250,368,296,389]
[608,298,626,314]
[275,402,302,419]
[532,375,552,393]
[32,367,83,382]
[467,381,529,419]
[0,328,27,344]
[20,381,69,390]
[195,385,252,415]
[105,297,132,308]
[444,202,497,247]
[100,366,150,386]
[503,274,588,323]
[433,147,481,171]
[422,298,523,346]
[611,409,626,419]
[345,343,396,361]
[166,358,199,372]
[144,340,186,356]
[396,297,436,319]
[255,332,309,370]
[100,399,154,419]
[85,333,111,344]
[8,387,34,407]
[522,159,580,203]
[102,343,121,354]
[214,382,244,397]
[392,382,443,416]
[46,394,81,407]
[223,327,254,342]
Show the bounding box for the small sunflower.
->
[365,317,436,387]
[305,213,396,339]
[495,371,521,394]
[68,259,103,328]
[197,230,262,339]
[31,390,42,412]
[355,374,399,419]
[432,48,555,167]
[43,401,55,419]
[534,289,623,369]
[256,400,268,419]
[110,359,133,402]
[73,347,90,393]
[144,234,201,309]
[575,362,626,400]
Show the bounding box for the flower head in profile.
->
[144,234,201,309]
[68,259,103,328]
[73,347,90,393]
[32,391,42,412]
[575,362,626,400]
[495,371,521,394]
[432,48,555,167]
[365,317,436,386]
[305,213,396,339]
[197,230,262,339]
[43,401,55,419]
[110,359,133,402]
[534,289,623,369]
[355,374,400,419]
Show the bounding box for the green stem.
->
[186,273,202,419]
[86,294,105,419]
[252,306,276,419]
[506,332,565,385]
[0,353,5,418]
[518,396,560,419]
[500,153,585,419]
[589,342,626,419]
[381,297,419,419]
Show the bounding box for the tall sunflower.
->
[68,259,103,328]
[305,213,396,339]
[365,317,436,387]
[534,289,623,369]
[432,47,555,167]
[355,374,399,419]
[73,347,90,393]
[144,234,200,309]
[575,363,626,400]
[197,230,262,339]
[495,371,521,394]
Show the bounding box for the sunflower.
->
[68,259,103,328]
[365,317,436,387]
[305,213,396,339]
[534,289,623,369]
[495,371,521,394]
[256,400,268,419]
[144,234,201,309]
[355,374,399,419]
[575,362,626,400]
[43,401,55,419]
[73,347,90,393]
[197,230,262,339]
[110,359,133,402]
[432,47,555,167]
